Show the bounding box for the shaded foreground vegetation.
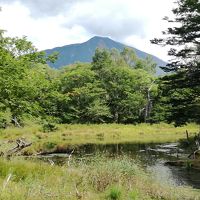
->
[0,156,199,200]
[0,123,198,155]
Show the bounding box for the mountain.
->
[45,36,166,75]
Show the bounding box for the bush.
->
[41,121,58,132]
[44,142,57,150]
[107,186,122,200]
[0,110,11,129]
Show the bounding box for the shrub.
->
[107,186,122,200]
[42,122,58,132]
[0,110,11,129]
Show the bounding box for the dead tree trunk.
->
[6,139,32,156]
[12,116,21,128]
[188,133,200,159]
[144,80,155,123]
[186,130,189,143]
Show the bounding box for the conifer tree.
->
[151,0,200,125]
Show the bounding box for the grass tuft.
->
[107,186,122,200]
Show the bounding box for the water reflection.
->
[37,143,200,189]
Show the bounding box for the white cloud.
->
[0,2,90,50]
[0,0,175,60]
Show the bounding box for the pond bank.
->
[0,123,198,155]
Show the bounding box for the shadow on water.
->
[36,142,200,189]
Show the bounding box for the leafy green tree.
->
[59,63,111,123]
[110,48,126,66]
[120,47,156,74]
[92,48,113,71]
[149,82,172,123]
[0,34,57,126]
[120,47,138,67]
[103,67,153,123]
[0,108,11,128]
[92,49,154,123]
[158,74,200,125]
[26,64,66,122]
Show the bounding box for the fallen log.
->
[188,149,200,159]
[165,160,186,167]
[165,159,200,170]
[6,138,32,156]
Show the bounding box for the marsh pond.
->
[34,142,200,189]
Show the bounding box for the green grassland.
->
[0,123,199,154]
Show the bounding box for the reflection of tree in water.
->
[167,166,200,189]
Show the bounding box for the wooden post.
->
[186,130,189,142]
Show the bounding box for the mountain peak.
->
[85,36,115,49]
[86,36,114,46]
[45,36,166,75]
[89,36,111,41]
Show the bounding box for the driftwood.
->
[48,159,55,166]
[165,160,186,167]
[165,131,200,169]
[6,138,32,156]
[2,173,12,191]
[188,133,200,159]
[67,149,74,167]
[75,183,82,199]
[188,149,200,159]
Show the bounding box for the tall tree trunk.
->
[144,80,155,123]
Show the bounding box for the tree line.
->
[0,0,199,127]
[0,34,158,126]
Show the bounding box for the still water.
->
[37,143,200,189]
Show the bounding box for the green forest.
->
[0,1,199,129]
[0,36,156,126]
[0,34,199,128]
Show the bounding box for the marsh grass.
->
[0,124,199,200]
[0,156,199,200]
[0,123,198,154]
[107,186,122,200]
